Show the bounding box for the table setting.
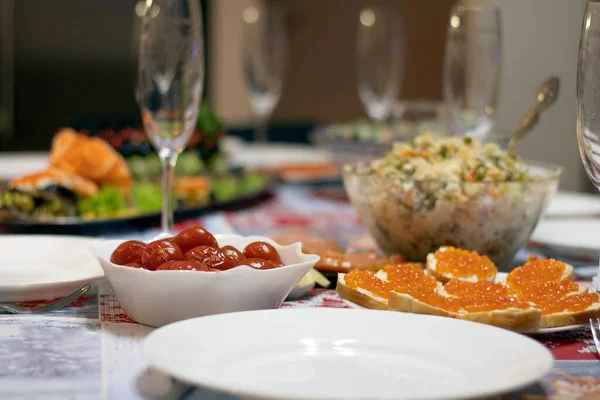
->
[1,1,600,400]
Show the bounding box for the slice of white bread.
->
[388,291,542,331]
[336,273,388,310]
[541,301,600,328]
[426,247,496,283]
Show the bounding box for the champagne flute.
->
[137,0,204,234]
[356,7,403,122]
[577,1,600,189]
[242,2,287,142]
[443,4,501,140]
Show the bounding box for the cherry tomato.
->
[110,240,147,265]
[221,245,246,264]
[171,226,218,254]
[141,239,185,270]
[124,262,148,270]
[243,241,282,263]
[238,258,279,270]
[156,260,216,271]
[185,246,236,271]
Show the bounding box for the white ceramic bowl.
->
[91,234,320,327]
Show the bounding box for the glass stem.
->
[255,117,269,143]
[159,148,179,234]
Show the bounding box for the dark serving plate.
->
[0,182,274,237]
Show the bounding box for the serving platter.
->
[0,177,274,236]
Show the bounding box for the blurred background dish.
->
[311,100,448,168]
[443,3,502,140]
[0,153,49,184]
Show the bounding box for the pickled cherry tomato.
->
[171,226,218,254]
[125,262,148,270]
[185,246,236,271]
[156,260,215,271]
[111,240,147,265]
[142,239,185,270]
[238,258,279,270]
[243,242,281,263]
[221,245,246,264]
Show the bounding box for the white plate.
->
[223,138,332,169]
[0,235,104,302]
[0,152,49,181]
[143,308,553,400]
[530,191,600,259]
[543,191,600,217]
[530,219,600,260]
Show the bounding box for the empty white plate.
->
[530,219,600,260]
[143,308,553,400]
[543,191,600,217]
[0,235,104,302]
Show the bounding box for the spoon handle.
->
[508,106,539,151]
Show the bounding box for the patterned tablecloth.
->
[1,186,599,400]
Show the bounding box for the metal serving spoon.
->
[507,76,560,151]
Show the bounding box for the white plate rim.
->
[0,235,104,298]
[142,308,554,400]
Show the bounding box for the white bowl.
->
[90,234,320,327]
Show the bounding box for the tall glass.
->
[242,2,287,142]
[356,7,403,122]
[137,0,204,234]
[577,2,600,189]
[443,4,501,140]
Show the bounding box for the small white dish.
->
[0,235,104,302]
[91,234,320,327]
[143,308,554,400]
[286,282,315,300]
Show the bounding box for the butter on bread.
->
[426,246,497,283]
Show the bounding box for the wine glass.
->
[443,4,501,140]
[356,7,403,122]
[577,1,600,189]
[137,0,204,235]
[242,2,287,142]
